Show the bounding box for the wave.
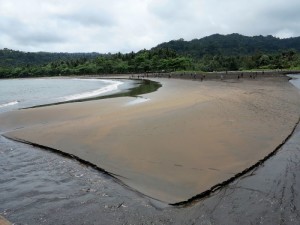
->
[71,78,104,82]
[126,97,150,106]
[0,100,19,108]
[62,80,123,101]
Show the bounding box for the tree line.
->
[0,48,193,78]
[0,33,300,78]
[0,49,299,78]
[155,33,300,58]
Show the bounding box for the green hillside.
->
[1,34,300,78]
[154,34,300,58]
[0,48,100,67]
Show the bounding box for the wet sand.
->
[0,216,11,225]
[1,77,300,203]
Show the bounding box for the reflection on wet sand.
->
[1,77,300,203]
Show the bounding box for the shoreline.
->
[1,69,300,80]
[1,75,300,204]
[24,78,161,109]
[173,114,300,206]
[58,69,300,80]
[0,77,160,113]
[4,112,300,207]
[0,78,132,113]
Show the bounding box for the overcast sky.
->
[0,0,299,53]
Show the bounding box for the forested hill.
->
[153,34,300,58]
[1,33,300,78]
[0,48,100,67]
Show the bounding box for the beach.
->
[1,76,300,204]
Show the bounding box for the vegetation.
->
[0,48,192,78]
[194,50,300,72]
[1,34,300,78]
[155,33,300,57]
[0,48,100,68]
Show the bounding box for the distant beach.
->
[1,74,300,204]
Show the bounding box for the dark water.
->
[0,136,171,225]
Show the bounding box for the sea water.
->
[289,74,300,89]
[0,78,136,113]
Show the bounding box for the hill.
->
[0,33,300,78]
[154,33,300,58]
[0,48,100,67]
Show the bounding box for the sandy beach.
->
[1,76,300,203]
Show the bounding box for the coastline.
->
[0,78,129,112]
[1,75,300,204]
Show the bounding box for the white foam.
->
[288,74,300,90]
[0,101,19,108]
[62,80,123,101]
[72,78,104,82]
[126,97,150,106]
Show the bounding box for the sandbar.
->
[1,76,300,203]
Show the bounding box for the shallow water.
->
[0,135,170,225]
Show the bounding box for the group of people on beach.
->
[130,71,267,81]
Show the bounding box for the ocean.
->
[0,78,137,113]
[289,74,300,89]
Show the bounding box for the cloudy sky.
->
[0,0,299,53]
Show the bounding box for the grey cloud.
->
[0,17,23,33]
[57,8,115,27]
[148,0,198,22]
[0,16,65,48]
[13,31,66,45]
[254,0,300,23]
[1,0,300,53]
[240,1,300,37]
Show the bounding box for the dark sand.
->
[1,77,300,203]
[0,216,11,225]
